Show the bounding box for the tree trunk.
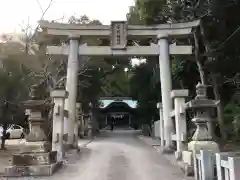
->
[199,23,226,140]
[1,124,7,150]
[1,137,5,150]
[211,73,227,140]
[193,31,206,85]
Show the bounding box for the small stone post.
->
[157,102,164,146]
[88,114,93,138]
[129,114,131,126]
[105,114,108,127]
[79,104,84,138]
[51,88,68,161]
[74,103,81,147]
[171,90,188,159]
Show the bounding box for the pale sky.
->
[0,0,135,33]
[0,0,144,66]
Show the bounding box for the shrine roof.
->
[99,97,137,109]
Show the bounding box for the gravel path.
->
[5,130,192,180]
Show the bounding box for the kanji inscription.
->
[111,21,127,50]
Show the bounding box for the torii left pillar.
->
[64,35,79,147]
[158,33,173,152]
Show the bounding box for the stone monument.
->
[4,85,61,177]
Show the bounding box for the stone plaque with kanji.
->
[111,21,127,50]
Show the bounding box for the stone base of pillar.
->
[63,144,74,152]
[63,132,75,149]
[161,146,175,154]
[4,152,63,177]
[62,133,74,154]
[171,155,194,176]
[182,164,194,176]
[188,140,219,153]
[175,151,182,161]
[6,140,61,177]
[66,135,74,146]
[88,130,92,139]
[20,141,51,153]
[79,132,84,138]
[72,135,79,149]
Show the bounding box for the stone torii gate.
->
[39,20,200,149]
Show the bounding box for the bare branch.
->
[36,0,44,14]
[80,73,92,78]
[51,15,65,23]
[30,0,54,41]
[55,76,66,86]
[78,68,89,75]
[78,80,91,88]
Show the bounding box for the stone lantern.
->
[5,85,61,177]
[186,82,219,153]
[21,84,52,151]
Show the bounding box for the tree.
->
[0,0,62,146]
[166,0,240,139]
[126,1,169,125]
[126,6,143,25]
[0,58,29,149]
[129,61,161,126]
[128,0,240,140]
[134,0,169,25]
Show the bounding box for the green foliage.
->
[127,6,143,25]
[101,66,130,97]
[0,59,30,103]
[129,62,160,123]
[77,56,132,112]
[127,0,240,134]
[224,103,240,139]
[135,0,169,24]
[0,58,30,149]
[172,56,200,96]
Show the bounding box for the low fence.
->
[153,88,240,180]
[194,150,216,180]
[216,152,240,180]
[194,150,240,180]
[155,89,188,150]
[170,90,188,155]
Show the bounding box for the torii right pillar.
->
[158,33,173,153]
